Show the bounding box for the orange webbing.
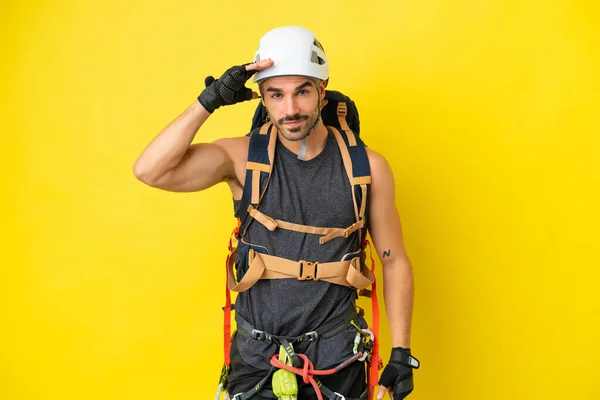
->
[247,205,365,244]
[319,219,365,244]
[259,121,271,135]
[227,250,374,293]
[364,239,381,400]
[329,127,360,224]
[246,161,270,173]
[247,206,278,231]
[337,102,357,147]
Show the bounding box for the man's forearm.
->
[382,256,414,348]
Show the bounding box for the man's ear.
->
[319,80,327,101]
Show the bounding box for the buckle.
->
[298,260,319,281]
[332,392,346,400]
[304,331,319,341]
[251,329,267,341]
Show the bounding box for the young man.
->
[133,26,418,400]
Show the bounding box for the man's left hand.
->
[377,347,420,400]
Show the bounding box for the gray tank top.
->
[232,129,368,370]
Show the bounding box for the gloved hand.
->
[377,347,420,400]
[197,64,257,113]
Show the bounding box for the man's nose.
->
[283,97,299,116]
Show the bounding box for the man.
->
[133,26,418,400]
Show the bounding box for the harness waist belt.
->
[228,250,375,292]
[235,304,359,343]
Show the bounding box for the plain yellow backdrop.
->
[2,0,599,399]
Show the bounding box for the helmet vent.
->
[310,51,326,65]
[313,39,325,51]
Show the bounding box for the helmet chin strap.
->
[297,96,322,161]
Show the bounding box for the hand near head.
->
[197,59,274,113]
[245,58,275,74]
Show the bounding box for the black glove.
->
[378,347,420,400]
[197,64,257,113]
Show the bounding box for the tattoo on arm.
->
[383,249,391,258]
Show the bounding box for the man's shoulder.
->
[365,147,387,168]
[365,147,394,186]
[213,135,250,148]
[213,135,250,157]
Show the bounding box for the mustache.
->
[278,114,309,125]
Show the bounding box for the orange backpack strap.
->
[329,126,371,246]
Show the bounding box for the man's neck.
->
[277,122,328,161]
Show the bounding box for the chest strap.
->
[248,205,366,244]
[228,249,374,293]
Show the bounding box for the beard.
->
[270,104,321,141]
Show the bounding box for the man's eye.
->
[271,93,282,98]
[298,90,308,95]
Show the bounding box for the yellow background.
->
[2,0,599,399]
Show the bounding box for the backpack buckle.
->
[298,260,319,281]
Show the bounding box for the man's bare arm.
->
[367,149,414,348]
[133,102,234,192]
[132,59,273,192]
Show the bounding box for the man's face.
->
[260,76,325,141]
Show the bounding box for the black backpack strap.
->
[238,122,278,238]
[250,101,269,133]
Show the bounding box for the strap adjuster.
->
[251,329,268,341]
[298,260,319,281]
[231,393,244,400]
[343,223,356,238]
[407,355,420,368]
[304,331,319,341]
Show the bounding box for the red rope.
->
[223,222,240,367]
[269,353,363,400]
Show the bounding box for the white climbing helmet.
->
[252,26,329,83]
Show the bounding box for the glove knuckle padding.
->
[230,68,250,83]
[222,73,242,91]
[199,64,257,111]
[218,82,236,104]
